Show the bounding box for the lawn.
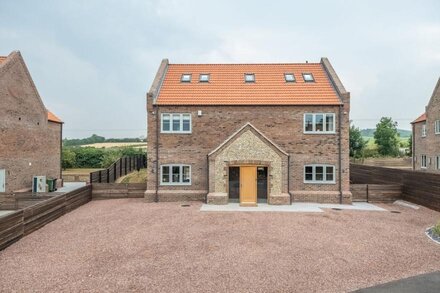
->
[62,168,103,175]
[0,200,439,292]
[116,168,147,183]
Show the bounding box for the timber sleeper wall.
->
[351,164,440,212]
[351,184,402,202]
[0,185,92,250]
[92,183,147,199]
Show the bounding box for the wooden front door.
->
[240,166,257,206]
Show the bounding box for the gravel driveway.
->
[1,199,439,292]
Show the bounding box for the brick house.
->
[412,78,440,172]
[145,58,351,205]
[0,51,63,192]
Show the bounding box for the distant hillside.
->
[64,134,146,147]
[360,128,411,138]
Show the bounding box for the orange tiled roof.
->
[47,111,63,123]
[0,56,7,64]
[156,63,342,105]
[412,112,426,124]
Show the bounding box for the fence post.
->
[119,158,122,179]
[114,163,117,182]
[107,169,110,183]
[89,172,92,184]
[98,170,102,183]
[125,157,127,175]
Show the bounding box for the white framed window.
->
[161,113,191,133]
[199,74,210,82]
[302,73,315,82]
[421,155,427,169]
[304,165,335,184]
[435,120,440,134]
[422,123,427,137]
[244,73,255,83]
[284,73,295,82]
[181,74,191,82]
[161,164,191,185]
[304,113,335,133]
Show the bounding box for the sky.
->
[1,0,439,138]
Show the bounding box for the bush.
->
[62,146,145,169]
[433,221,440,237]
[61,148,76,169]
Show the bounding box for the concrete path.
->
[0,210,14,218]
[354,271,440,293]
[200,202,387,212]
[55,182,86,193]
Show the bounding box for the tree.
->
[61,148,76,169]
[349,124,367,158]
[407,134,413,157]
[373,117,400,157]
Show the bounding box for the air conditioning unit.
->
[32,176,46,193]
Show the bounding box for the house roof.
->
[47,111,63,123]
[155,62,342,105]
[0,56,7,64]
[412,112,426,124]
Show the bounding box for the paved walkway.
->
[355,271,440,293]
[55,182,86,193]
[200,202,387,212]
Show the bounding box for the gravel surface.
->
[1,200,439,292]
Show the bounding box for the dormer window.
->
[302,73,315,82]
[181,74,192,82]
[199,74,210,82]
[244,73,255,83]
[284,73,295,82]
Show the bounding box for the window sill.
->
[160,131,192,134]
[303,131,336,135]
[303,181,336,185]
[160,183,192,186]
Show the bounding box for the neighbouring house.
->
[145,58,351,205]
[0,51,63,193]
[412,78,440,172]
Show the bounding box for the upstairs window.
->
[181,74,192,82]
[284,73,296,82]
[161,113,191,133]
[302,73,315,82]
[244,73,255,83]
[304,113,335,133]
[304,165,335,183]
[435,120,440,134]
[199,74,210,82]
[422,123,427,137]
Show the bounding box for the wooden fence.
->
[351,164,440,211]
[351,184,402,202]
[92,183,147,199]
[89,154,146,183]
[0,185,92,250]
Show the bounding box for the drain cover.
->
[181,204,191,207]
[332,208,342,211]
[390,210,401,214]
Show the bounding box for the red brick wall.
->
[146,102,350,201]
[0,52,62,192]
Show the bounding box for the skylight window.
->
[284,73,296,82]
[199,74,210,82]
[302,73,315,82]
[245,73,255,83]
[181,74,192,82]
